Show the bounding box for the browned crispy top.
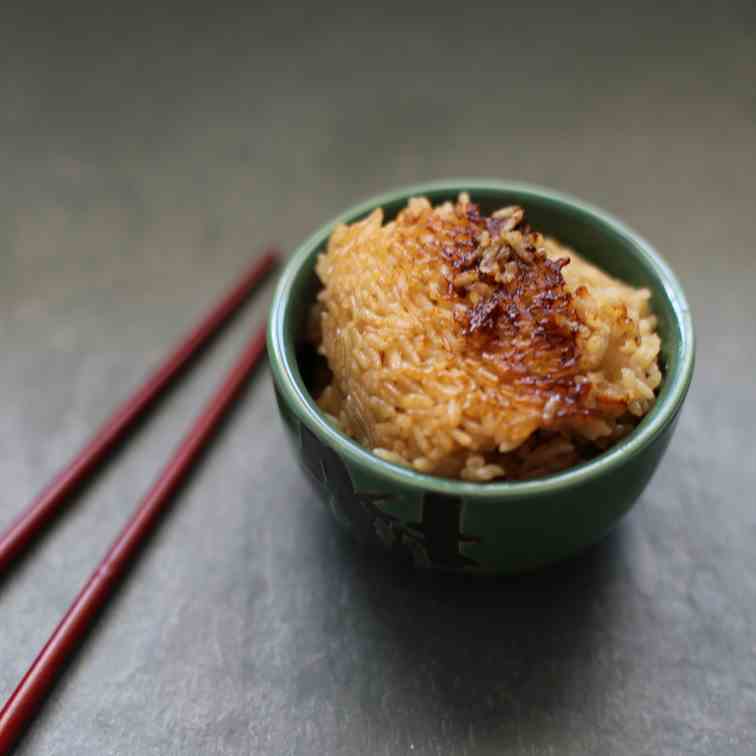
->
[397,198,590,415]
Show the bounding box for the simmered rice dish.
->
[311,195,662,481]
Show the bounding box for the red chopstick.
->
[0,323,268,754]
[0,250,277,574]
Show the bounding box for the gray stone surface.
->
[1,2,755,754]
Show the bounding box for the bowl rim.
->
[268,179,695,498]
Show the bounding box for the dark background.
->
[2,3,755,754]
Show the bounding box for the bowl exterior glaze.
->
[268,180,695,574]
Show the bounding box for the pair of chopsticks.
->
[0,250,279,754]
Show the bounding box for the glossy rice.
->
[311,195,662,481]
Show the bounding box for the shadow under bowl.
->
[267,180,695,574]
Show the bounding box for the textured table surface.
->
[2,3,755,754]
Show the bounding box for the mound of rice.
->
[311,195,661,481]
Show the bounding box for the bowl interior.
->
[270,180,693,496]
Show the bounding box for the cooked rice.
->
[311,195,662,481]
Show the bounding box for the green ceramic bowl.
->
[268,180,695,574]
